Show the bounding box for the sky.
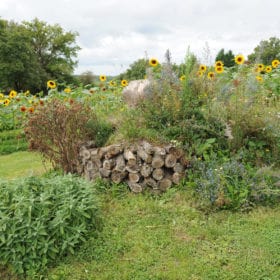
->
[0,0,280,76]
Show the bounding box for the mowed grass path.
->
[1,152,280,279]
[0,151,51,179]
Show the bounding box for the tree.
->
[0,18,80,93]
[78,71,95,85]
[119,58,148,80]
[215,49,235,67]
[248,37,280,64]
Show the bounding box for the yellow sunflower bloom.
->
[64,87,71,93]
[256,64,265,72]
[196,71,203,77]
[179,75,186,81]
[121,79,128,87]
[235,54,245,65]
[149,58,159,67]
[3,99,10,106]
[265,66,272,73]
[24,90,30,96]
[207,72,215,79]
[99,75,106,82]
[9,90,17,98]
[47,80,56,89]
[109,80,116,87]
[215,66,224,74]
[0,93,4,99]
[272,59,280,68]
[256,75,263,82]
[199,64,207,72]
[215,61,224,67]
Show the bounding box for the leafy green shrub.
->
[188,158,280,210]
[24,98,100,173]
[0,174,101,277]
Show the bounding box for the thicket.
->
[24,98,114,173]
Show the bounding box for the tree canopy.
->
[248,37,280,64]
[0,18,80,93]
[215,49,235,67]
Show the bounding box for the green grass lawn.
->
[1,152,280,280]
[46,188,280,280]
[0,151,51,179]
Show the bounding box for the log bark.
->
[144,177,158,189]
[142,141,153,154]
[137,147,152,163]
[114,154,126,172]
[152,155,165,168]
[172,172,184,185]
[128,182,143,193]
[105,144,124,159]
[165,154,177,168]
[126,164,140,173]
[152,168,164,181]
[124,149,137,166]
[103,159,115,170]
[173,162,184,173]
[140,164,152,177]
[99,167,111,178]
[153,146,166,156]
[128,172,140,183]
[111,170,127,184]
[80,149,91,160]
[159,178,172,191]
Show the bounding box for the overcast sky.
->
[1,0,280,75]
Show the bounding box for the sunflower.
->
[20,106,27,112]
[196,71,203,77]
[256,75,263,82]
[234,54,245,65]
[179,75,186,81]
[24,90,30,96]
[215,61,224,67]
[207,72,215,79]
[9,90,17,98]
[256,64,265,72]
[265,66,272,73]
[0,93,4,99]
[199,64,207,72]
[109,80,116,87]
[215,66,224,74]
[272,59,280,68]
[149,58,159,67]
[89,89,95,94]
[121,79,128,87]
[3,99,10,106]
[64,87,71,93]
[28,107,35,113]
[47,80,56,89]
[99,75,106,82]
[39,100,44,106]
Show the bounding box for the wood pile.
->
[79,141,190,193]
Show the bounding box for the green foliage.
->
[119,58,148,80]
[0,129,27,155]
[248,37,280,64]
[0,174,101,277]
[215,48,235,67]
[188,158,280,210]
[78,70,95,86]
[24,98,98,173]
[0,18,80,93]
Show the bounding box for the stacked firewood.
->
[79,141,189,193]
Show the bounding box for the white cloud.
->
[1,0,280,75]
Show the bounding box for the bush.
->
[188,158,280,210]
[0,174,101,277]
[24,98,100,173]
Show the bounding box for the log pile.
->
[79,141,190,193]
